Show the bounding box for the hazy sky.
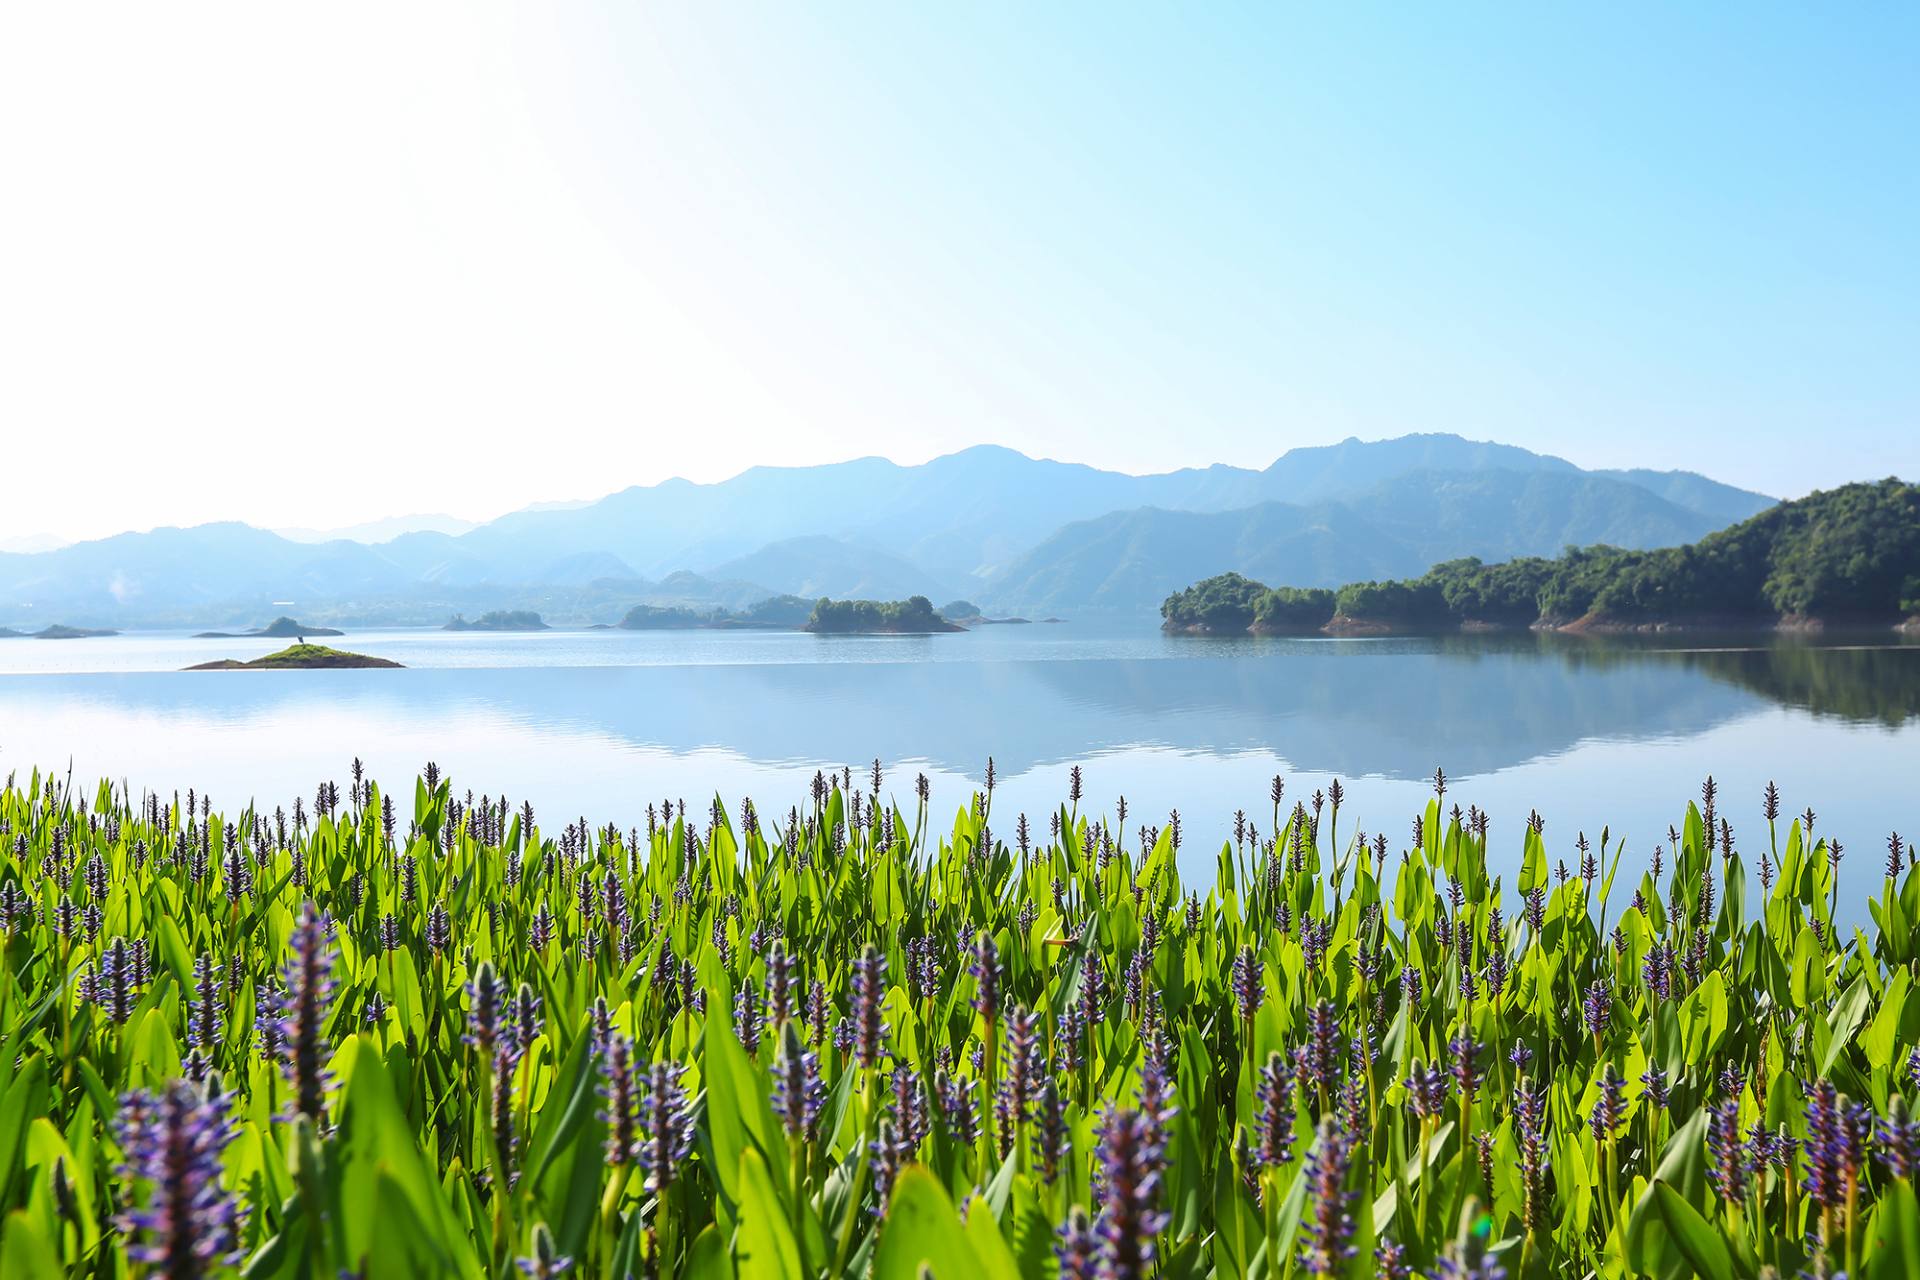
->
[2,4,1914,542]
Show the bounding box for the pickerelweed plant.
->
[0,761,1915,1279]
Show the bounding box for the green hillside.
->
[1163,478,1920,632]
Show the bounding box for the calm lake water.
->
[1,624,1916,912]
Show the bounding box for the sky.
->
[1,4,1915,543]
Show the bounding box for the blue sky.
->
[0,3,1914,538]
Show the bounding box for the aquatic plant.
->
[0,764,1914,1279]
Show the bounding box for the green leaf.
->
[684,1225,736,1280]
[0,1212,63,1280]
[1864,970,1910,1072]
[1869,1179,1920,1280]
[735,1148,802,1280]
[873,1166,981,1280]
[963,1195,1022,1280]
[527,1022,606,1259]
[0,1057,48,1212]
[1822,975,1875,1073]
[1627,1179,1732,1280]
[334,1040,475,1278]
[703,1004,779,1227]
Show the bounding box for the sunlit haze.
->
[2,4,1914,542]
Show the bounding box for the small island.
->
[26,624,119,640]
[804,595,964,634]
[443,610,550,632]
[937,600,1032,626]
[617,595,813,631]
[186,644,403,671]
[193,615,343,639]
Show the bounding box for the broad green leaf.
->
[873,1167,981,1280]
[735,1149,802,1280]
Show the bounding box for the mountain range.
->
[0,434,1776,627]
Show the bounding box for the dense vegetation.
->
[445,611,551,632]
[804,595,961,633]
[1157,576,1341,633]
[1,761,1918,1278]
[1164,479,1920,631]
[618,596,813,630]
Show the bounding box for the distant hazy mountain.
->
[0,523,412,620]
[275,513,478,544]
[424,434,1770,586]
[705,536,967,603]
[0,434,1774,625]
[1587,468,1775,525]
[980,468,1740,616]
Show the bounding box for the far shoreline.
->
[1165,613,1920,639]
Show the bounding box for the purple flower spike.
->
[1589,1066,1627,1143]
[1253,1051,1297,1170]
[1514,1082,1549,1232]
[1405,1063,1448,1121]
[1055,1206,1101,1280]
[1232,947,1264,1023]
[511,982,543,1059]
[1803,1078,1845,1210]
[1706,1096,1748,1200]
[1447,1035,1482,1107]
[597,1031,638,1166]
[1033,1077,1070,1184]
[115,1082,245,1278]
[1880,1099,1920,1180]
[1297,1116,1356,1275]
[1302,1000,1340,1095]
[970,933,1000,1023]
[765,941,796,1028]
[851,945,890,1070]
[1582,982,1612,1042]
[1640,1063,1670,1110]
[1096,1106,1171,1280]
[772,1023,826,1140]
[936,1068,981,1146]
[281,901,338,1124]
[997,1004,1041,1155]
[889,1061,931,1160]
[734,982,761,1057]
[635,1061,695,1191]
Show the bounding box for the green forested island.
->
[617,594,813,630]
[803,594,963,633]
[1164,478,1920,633]
[443,609,550,631]
[619,593,956,632]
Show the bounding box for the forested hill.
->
[1162,478,1920,633]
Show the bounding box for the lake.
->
[2,624,1916,912]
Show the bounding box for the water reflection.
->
[0,634,1912,915]
[3,634,1915,783]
